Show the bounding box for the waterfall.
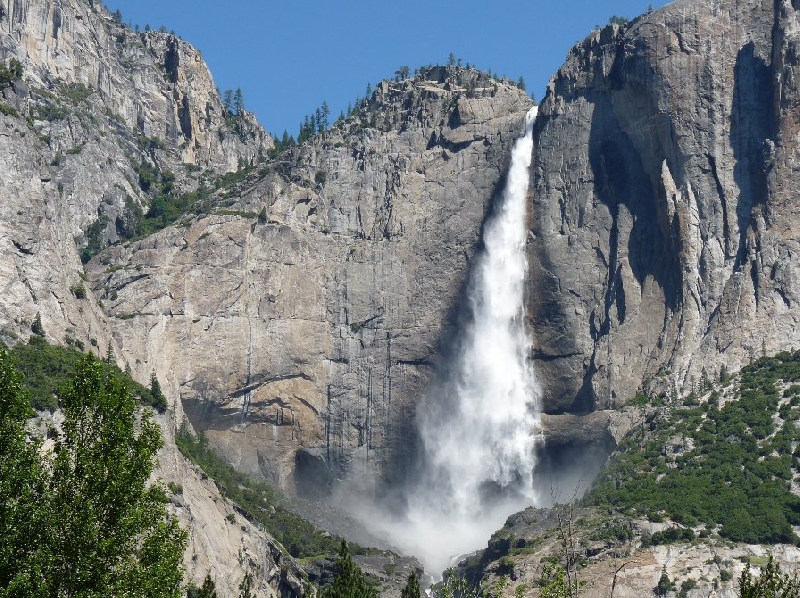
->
[372,106,542,574]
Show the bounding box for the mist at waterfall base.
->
[346,107,542,575]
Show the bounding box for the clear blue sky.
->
[107,1,667,138]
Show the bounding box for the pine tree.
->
[321,540,378,598]
[30,312,44,336]
[739,555,800,598]
[320,101,330,131]
[223,89,234,113]
[233,88,244,115]
[401,572,421,598]
[150,370,166,411]
[297,114,311,143]
[187,574,218,598]
[238,572,253,598]
[655,567,674,597]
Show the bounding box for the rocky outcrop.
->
[530,0,800,413]
[88,68,533,496]
[156,413,307,598]
[0,0,269,358]
[455,505,800,598]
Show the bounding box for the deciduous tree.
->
[0,353,187,597]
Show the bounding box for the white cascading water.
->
[372,106,542,574]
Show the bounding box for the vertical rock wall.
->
[530,0,800,412]
[91,70,533,496]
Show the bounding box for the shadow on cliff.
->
[730,42,772,276]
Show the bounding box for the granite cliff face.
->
[0,0,280,591]
[88,69,532,497]
[0,0,268,359]
[530,0,800,415]
[7,0,800,589]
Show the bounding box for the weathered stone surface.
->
[0,0,269,358]
[91,68,533,496]
[530,0,800,413]
[156,413,306,598]
[0,0,288,593]
[461,505,800,598]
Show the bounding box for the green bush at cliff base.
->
[586,351,800,545]
[8,335,165,412]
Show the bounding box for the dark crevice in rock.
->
[777,287,791,307]
[531,351,582,362]
[395,358,432,367]
[178,94,192,140]
[731,42,772,270]
[164,36,180,84]
[12,239,33,255]
[707,153,731,258]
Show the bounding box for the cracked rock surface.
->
[530,0,800,415]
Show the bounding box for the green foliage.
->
[222,88,246,116]
[496,556,515,576]
[0,57,22,88]
[655,567,674,596]
[0,352,187,597]
[30,102,67,121]
[238,572,253,598]
[432,569,485,598]
[269,129,297,157]
[150,371,166,409]
[739,555,800,597]
[60,82,94,104]
[609,15,630,25]
[586,350,800,545]
[320,540,377,598]
[119,161,242,239]
[401,572,421,598]
[8,335,165,412]
[395,66,410,81]
[175,423,345,558]
[677,578,697,598]
[642,526,696,547]
[0,103,18,117]
[70,283,87,299]
[187,574,218,598]
[589,522,632,543]
[538,561,582,598]
[80,215,109,263]
[30,312,44,337]
[298,101,331,143]
[0,348,46,596]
